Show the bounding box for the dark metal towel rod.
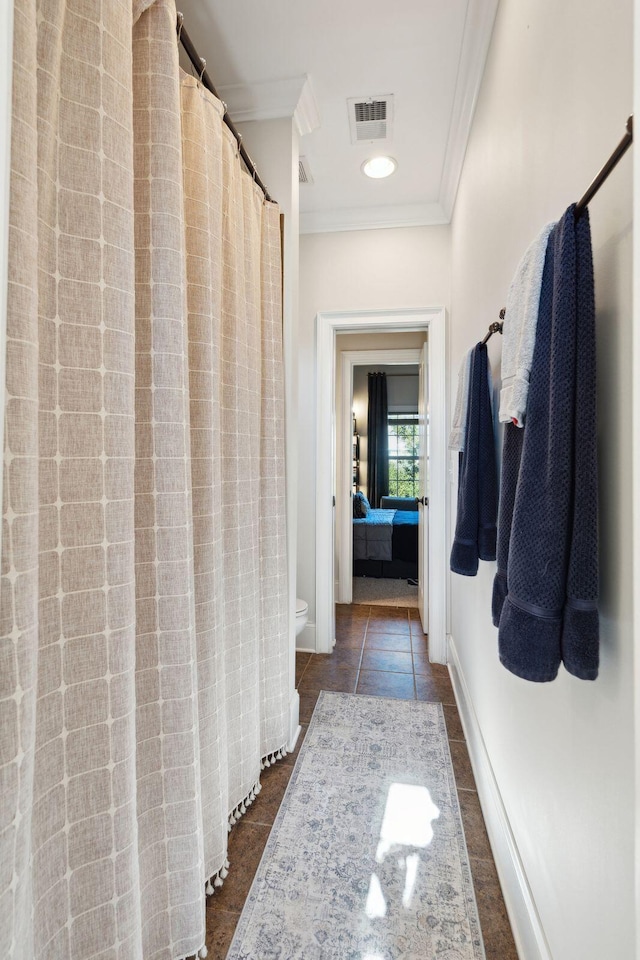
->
[485,118,633,341]
[176,12,274,203]
[575,115,633,217]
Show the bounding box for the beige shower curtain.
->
[0,1,290,957]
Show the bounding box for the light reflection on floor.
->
[365,782,440,922]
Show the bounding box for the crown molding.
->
[216,75,320,136]
[299,202,448,235]
[438,0,499,221]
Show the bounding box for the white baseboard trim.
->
[288,689,300,753]
[447,635,553,960]
[296,620,316,652]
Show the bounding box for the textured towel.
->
[499,221,556,427]
[449,348,472,451]
[493,206,599,682]
[450,344,498,576]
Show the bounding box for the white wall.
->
[298,227,451,645]
[449,1,635,958]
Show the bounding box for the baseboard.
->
[288,689,300,753]
[296,620,316,652]
[447,635,553,960]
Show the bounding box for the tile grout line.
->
[297,654,312,686]
[354,608,370,691]
[409,606,418,699]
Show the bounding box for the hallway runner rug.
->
[227,692,485,959]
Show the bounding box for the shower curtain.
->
[0,1,290,958]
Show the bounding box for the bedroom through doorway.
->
[334,334,429,626]
[350,357,423,609]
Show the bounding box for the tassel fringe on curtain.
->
[1,1,290,958]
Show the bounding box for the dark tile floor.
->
[204,603,518,959]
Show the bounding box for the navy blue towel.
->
[450,343,498,576]
[493,205,599,682]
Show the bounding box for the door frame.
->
[338,348,423,606]
[315,307,447,662]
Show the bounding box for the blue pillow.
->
[353,492,371,518]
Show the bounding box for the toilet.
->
[295,598,308,637]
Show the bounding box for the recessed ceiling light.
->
[362,156,397,179]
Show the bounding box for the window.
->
[387,413,419,498]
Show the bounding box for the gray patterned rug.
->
[227,692,485,960]
[352,576,419,607]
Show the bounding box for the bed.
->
[352,497,419,579]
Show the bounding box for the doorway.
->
[338,348,424,614]
[315,309,447,662]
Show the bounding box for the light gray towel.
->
[449,348,472,451]
[499,221,556,427]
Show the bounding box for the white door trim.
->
[315,308,447,662]
[417,340,429,630]
[338,348,422,605]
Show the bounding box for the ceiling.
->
[176,0,498,234]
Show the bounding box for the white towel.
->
[499,221,556,427]
[449,348,473,451]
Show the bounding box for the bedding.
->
[353,508,419,569]
[390,510,419,564]
[353,509,395,561]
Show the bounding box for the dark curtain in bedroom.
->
[367,372,389,507]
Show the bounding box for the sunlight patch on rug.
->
[227,692,485,960]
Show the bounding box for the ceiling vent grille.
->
[348,95,393,144]
[354,101,386,123]
[298,156,314,184]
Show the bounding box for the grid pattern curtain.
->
[0,1,290,958]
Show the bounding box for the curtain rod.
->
[176,12,274,203]
[575,115,633,217]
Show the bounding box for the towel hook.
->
[176,11,184,44]
[198,57,206,83]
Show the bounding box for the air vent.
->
[348,95,394,144]
[354,101,386,123]
[298,156,314,184]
